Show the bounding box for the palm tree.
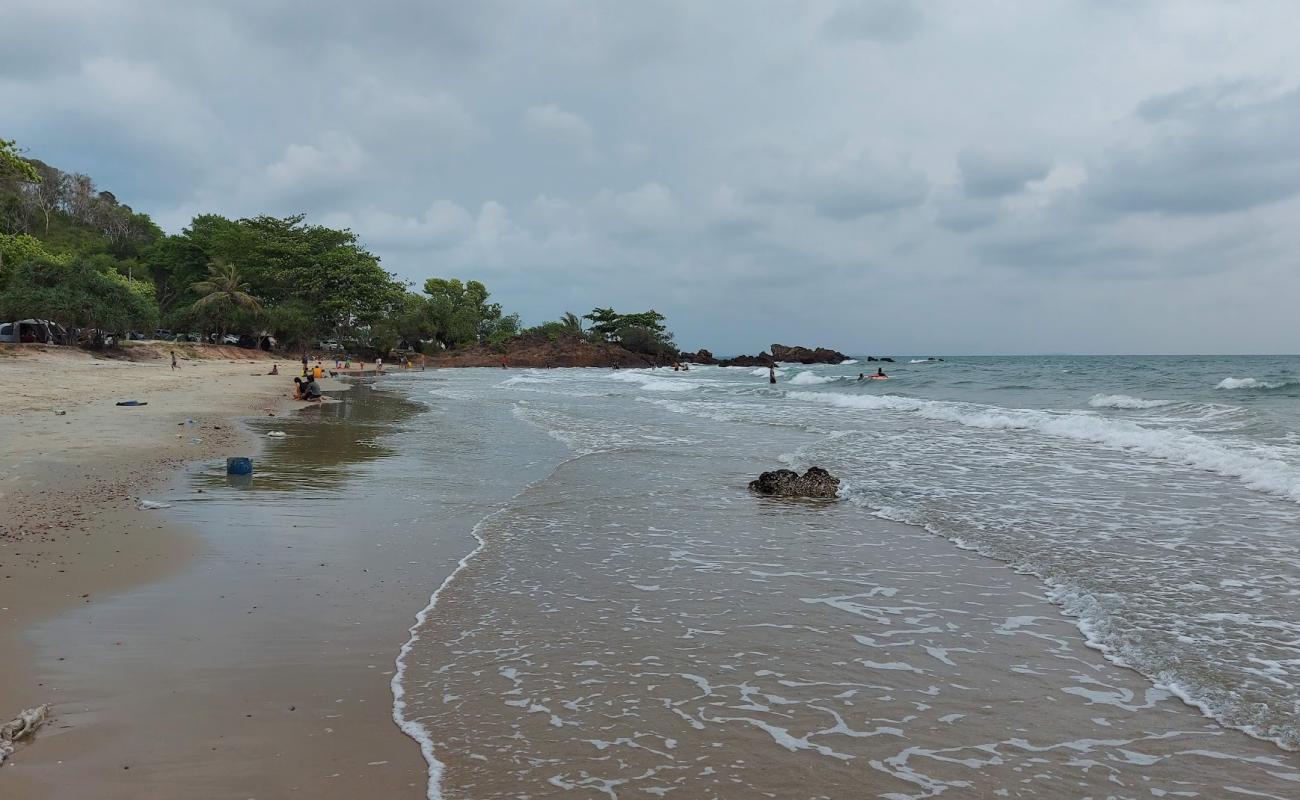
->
[560,311,583,333]
[191,259,261,338]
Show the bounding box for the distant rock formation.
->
[425,332,672,369]
[769,344,850,364]
[748,467,841,499]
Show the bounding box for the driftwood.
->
[0,704,50,765]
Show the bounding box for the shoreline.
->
[0,345,437,796]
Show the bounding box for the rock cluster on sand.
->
[748,467,840,498]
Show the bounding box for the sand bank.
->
[0,345,429,797]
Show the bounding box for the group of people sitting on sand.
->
[292,374,323,402]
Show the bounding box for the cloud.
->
[262,132,369,198]
[958,149,1053,197]
[748,151,929,219]
[1082,83,1300,216]
[523,103,598,162]
[7,1,1300,353]
[822,0,925,43]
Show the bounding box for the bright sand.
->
[0,344,429,798]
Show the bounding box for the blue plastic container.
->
[226,456,253,476]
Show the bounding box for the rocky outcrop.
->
[677,349,719,365]
[425,333,671,369]
[716,352,774,367]
[769,344,850,364]
[748,467,840,499]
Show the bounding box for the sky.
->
[3,0,1300,355]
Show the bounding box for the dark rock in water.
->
[866,356,879,362]
[678,349,719,365]
[717,351,774,367]
[748,467,840,499]
[880,357,895,363]
[769,344,850,364]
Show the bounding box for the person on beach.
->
[292,377,303,399]
[301,353,309,377]
[268,364,279,375]
[303,375,322,402]
[501,356,508,369]
[314,362,324,380]
[171,350,179,370]
[376,357,384,373]
[768,365,777,384]
[345,355,352,370]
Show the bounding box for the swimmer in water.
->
[876,367,887,378]
[768,365,777,384]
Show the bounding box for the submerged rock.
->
[748,467,840,498]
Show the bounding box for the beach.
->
[0,345,431,798]
[3,353,1299,799]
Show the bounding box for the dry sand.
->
[0,343,428,797]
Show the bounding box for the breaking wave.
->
[788,371,836,385]
[1216,377,1298,390]
[788,390,1300,505]
[1087,393,1173,410]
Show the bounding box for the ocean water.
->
[385,356,1300,798]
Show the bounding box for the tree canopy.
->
[0,136,683,359]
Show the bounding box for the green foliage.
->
[581,307,674,355]
[263,299,315,351]
[0,139,39,184]
[616,324,677,357]
[419,277,508,348]
[1,233,66,281]
[0,138,686,360]
[0,254,157,332]
[583,307,667,341]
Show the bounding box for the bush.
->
[0,253,157,333]
[615,324,677,357]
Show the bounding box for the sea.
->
[378,355,1300,799]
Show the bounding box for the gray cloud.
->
[822,0,925,43]
[1083,83,1300,216]
[4,0,1300,353]
[958,150,1053,197]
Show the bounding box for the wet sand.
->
[0,347,433,797]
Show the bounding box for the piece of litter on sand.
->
[0,704,50,765]
[136,499,172,510]
[267,431,288,438]
[115,400,148,407]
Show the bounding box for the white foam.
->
[840,359,859,365]
[788,391,1300,505]
[607,371,698,392]
[789,371,835,385]
[392,451,596,800]
[1217,377,1295,390]
[1087,394,1172,410]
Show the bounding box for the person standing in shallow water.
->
[768,365,777,384]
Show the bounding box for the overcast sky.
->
[4,0,1299,354]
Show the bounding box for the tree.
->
[616,324,677,357]
[421,277,506,348]
[0,254,157,334]
[560,311,583,333]
[587,305,676,348]
[0,139,39,184]
[191,258,261,336]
